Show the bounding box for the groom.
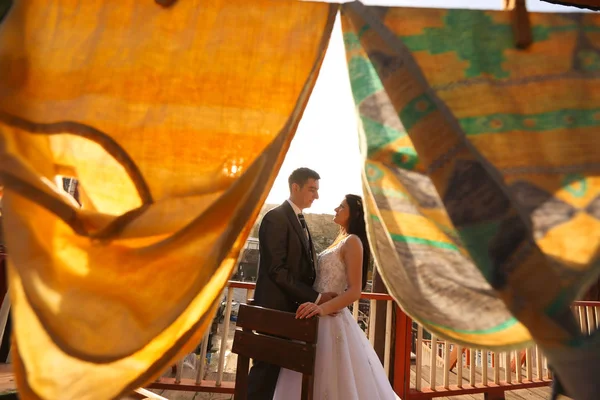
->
[247,167,337,400]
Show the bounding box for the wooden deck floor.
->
[145,363,557,400]
[0,364,16,397]
[409,363,555,400]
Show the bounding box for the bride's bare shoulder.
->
[342,234,363,251]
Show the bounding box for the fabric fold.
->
[0,0,336,398]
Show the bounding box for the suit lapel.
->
[281,201,311,259]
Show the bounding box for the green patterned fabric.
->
[342,6,600,397]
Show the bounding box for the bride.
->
[273,194,400,400]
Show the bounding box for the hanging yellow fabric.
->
[0,0,336,398]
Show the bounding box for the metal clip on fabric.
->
[155,0,178,8]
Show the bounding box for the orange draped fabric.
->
[0,1,336,398]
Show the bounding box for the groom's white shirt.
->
[286,198,321,305]
[286,199,303,226]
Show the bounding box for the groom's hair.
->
[288,167,320,190]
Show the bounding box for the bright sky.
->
[265,0,576,214]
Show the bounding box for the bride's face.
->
[333,199,350,229]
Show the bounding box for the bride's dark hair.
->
[343,194,371,290]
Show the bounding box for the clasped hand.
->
[296,291,337,319]
[296,301,323,319]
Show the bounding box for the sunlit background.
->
[266,0,578,214]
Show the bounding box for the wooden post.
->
[393,305,412,399]
[372,265,389,364]
[484,390,506,400]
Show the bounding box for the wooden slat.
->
[443,343,450,389]
[245,288,254,303]
[481,350,488,385]
[544,356,552,380]
[235,304,318,343]
[217,287,234,386]
[369,299,377,346]
[516,350,522,383]
[578,306,586,332]
[526,348,533,381]
[384,300,393,376]
[586,306,595,335]
[493,352,500,384]
[301,374,313,400]
[429,335,438,389]
[197,333,209,384]
[232,330,316,375]
[469,349,476,385]
[505,352,511,383]
[234,353,250,400]
[174,359,184,384]
[535,346,543,380]
[409,363,551,399]
[415,325,423,391]
[457,345,463,388]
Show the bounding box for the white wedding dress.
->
[273,236,401,400]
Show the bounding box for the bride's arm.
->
[297,235,363,318]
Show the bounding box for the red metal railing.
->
[149,280,600,399]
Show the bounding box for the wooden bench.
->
[232,304,319,400]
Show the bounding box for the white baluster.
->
[535,346,543,381]
[384,300,393,377]
[197,332,209,384]
[352,300,359,321]
[505,352,511,383]
[457,345,463,388]
[544,356,552,380]
[482,350,488,386]
[586,306,595,335]
[578,306,586,332]
[493,352,500,384]
[416,325,423,391]
[368,299,377,346]
[216,287,234,386]
[175,358,184,384]
[430,335,438,389]
[443,342,450,389]
[526,347,533,381]
[469,349,476,386]
[516,350,522,383]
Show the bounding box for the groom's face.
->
[294,178,319,209]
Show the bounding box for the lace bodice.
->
[313,237,349,295]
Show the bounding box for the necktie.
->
[297,214,314,264]
[297,213,307,230]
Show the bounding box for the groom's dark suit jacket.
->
[253,200,319,312]
[248,201,319,399]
